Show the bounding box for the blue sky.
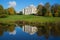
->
[0,0,60,12]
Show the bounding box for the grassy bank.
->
[0,15,60,23]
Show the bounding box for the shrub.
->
[0,14,7,18]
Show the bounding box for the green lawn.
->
[0,15,60,23]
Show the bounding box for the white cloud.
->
[8,1,16,7]
[39,3,44,5]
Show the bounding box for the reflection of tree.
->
[8,25,15,32]
[37,25,46,36]
[36,22,60,40]
[0,25,4,36]
[0,29,4,36]
[19,24,23,28]
[37,28,43,36]
[51,22,60,36]
[0,24,15,36]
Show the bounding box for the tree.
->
[37,4,43,16]
[51,4,59,17]
[0,5,4,14]
[4,9,9,15]
[45,3,52,16]
[42,6,46,16]
[57,5,60,17]
[8,7,16,15]
[0,5,7,18]
[19,11,23,15]
[54,4,59,17]
[51,5,55,16]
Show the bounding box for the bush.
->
[17,13,23,15]
[0,14,7,18]
[30,13,36,15]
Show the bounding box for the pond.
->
[0,23,60,40]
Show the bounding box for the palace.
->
[22,5,37,15]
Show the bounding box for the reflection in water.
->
[23,25,37,35]
[0,29,4,36]
[9,30,16,35]
[8,25,15,32]
[36,22,60,39]
[0,22,60,40]
[37,26,46,36]
[0,24,15,36]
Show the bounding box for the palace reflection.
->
[23,25,37,35]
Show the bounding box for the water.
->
[0,24,60,40]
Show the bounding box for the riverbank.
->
[0,15,60,23]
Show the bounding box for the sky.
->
[0,0,60,12]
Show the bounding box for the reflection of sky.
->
[9,30,16,35]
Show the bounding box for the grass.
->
[0,15,60,23]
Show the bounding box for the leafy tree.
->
[16,11,23,15]
[57,5,60,17]
[4,9,9,15]
[8,7,16,15]
[0,5,4,14]
[51,4,60,17]
[19,11,23,15]
[54,4,59,17]
[51,5,55,16]
[0,5,7,18]
[42,7,46,16]
[37,4,43,16]
[45,3,52,16]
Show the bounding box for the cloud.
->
[8,1,16,7]
[39,3,44,5]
